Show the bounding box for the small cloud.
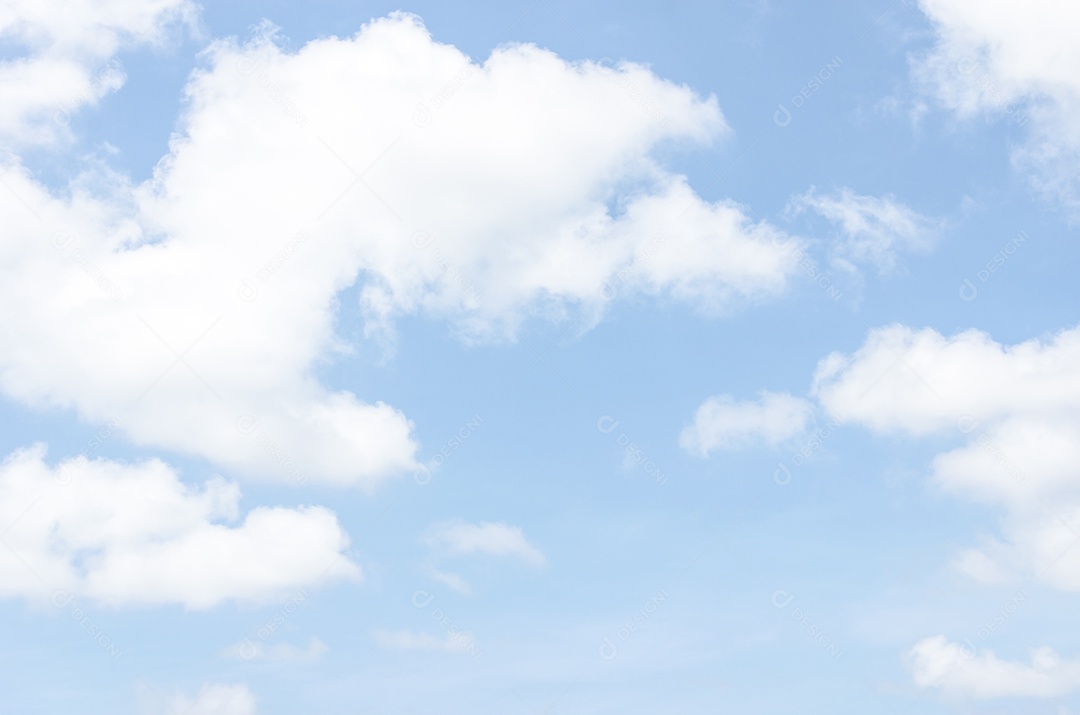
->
[422,520,546,567]
[140,683,256,715]
[222,637,327,662]
[680,391,813,456]
[373,628,477,654]
[427,568,472,595]
[787,187,940,274]
[907,636,1080,699]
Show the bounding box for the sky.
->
[1,0,1080,713]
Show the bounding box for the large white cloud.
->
[0,0,196,145]
[813,324,1080,590]
[0,445,359,608]
[679,391,813,455]
[907,635,1080,699]
[0,12,804,488]
[913,0,1080,213]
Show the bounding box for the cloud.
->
[373,628,477,654]
[0,0,196,145]
[680,391,813,455]
[786,187,940,273]
[913,0,1080,214]
[0,445,359,608]
[426,568,472,595]
[422,520,546,566]
[222,637,327,662]
[813,323,1080,590]
[142,683,257,715]
[0,12,806,489]
[907,636,1080,699]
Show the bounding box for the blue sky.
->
[2,1,1080,713]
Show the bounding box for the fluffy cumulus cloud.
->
[422,520,546,566]
[680,391,813,455]
[907,636,1080,699]
[0,11,806,489]
[0,0,196,145]
[913,0,1080,213]
[813,324,1080,591]
[0,445,359,608]
[143,683,257,715]
[786,187,940,273]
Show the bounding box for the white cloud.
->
[0,12,805,489]
[222,637,327,662]
[813,323,1080,590]
[787,187,940,273]
[422,520,545,566]
[373,628,476,654]
[680,391,813,455]
[907,635,1080,699]
[0,445,359,608]
[0,0,196,145]
[143,683,257,715]
[913,0,1080,214]
[427,568,472,595]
